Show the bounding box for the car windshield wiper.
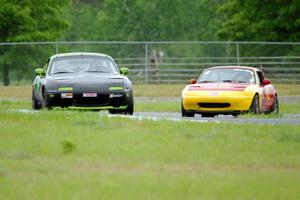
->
[198,80,215,83]
[223,80,247,83]
[52,71,73,74]
[85,70,107,73]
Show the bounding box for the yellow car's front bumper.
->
[182,91,253,113]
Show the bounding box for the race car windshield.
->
[198,68,255,84]
[49,56,119,75]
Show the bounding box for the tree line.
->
[1,0,299,85]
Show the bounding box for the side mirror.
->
[120,67,129,75]
[262,79,271,86]
[35,68,44,76]
[189,79,197,84]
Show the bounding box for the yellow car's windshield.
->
[198,68,255,84]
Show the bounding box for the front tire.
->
[109,92,134,115]
[271,96,279,115]
[181,101,194,117]
[232,113,239,118]
[201,113,216,118]
[108,109,118,114]
[42,90,52,110]
[32,90,42,110]
[249,94,260,114]
[124,92,134,115]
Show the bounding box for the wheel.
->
[123,92,134,115]
[32,90,42,110]
[108,109,119,114]
[271,96,279,115]
[42,89,52,110]
[249,94,260,114]
[232,113,239,118]
[201,113,216,117]
[109,92,134,115]
[181,101,194,117]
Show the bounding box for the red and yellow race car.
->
[181,66,279,117]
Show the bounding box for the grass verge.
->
[0,106,300,200]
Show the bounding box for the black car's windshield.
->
[49,56,119,75]
[198,68,255,84]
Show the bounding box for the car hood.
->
[46,73,124,92]
[188,82,250,91]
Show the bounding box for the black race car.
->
[32,52,133,114]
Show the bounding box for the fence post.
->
[236,42,240,66]
[145,43,148,84]
[56,42,59,54]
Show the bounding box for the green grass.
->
[1,102,300,200]
[135,101,181,112]
[280,103,300,114]
[1,83,300,99]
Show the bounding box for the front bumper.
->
[182,92,253,114]
[46,91,131,108]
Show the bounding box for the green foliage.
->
[60,0,226,60]
[63,0,223,41]
[217,0,300,42]
[0,0,70,85]
[1,45,55,84]
[0,0,70,42]
[63,3,100,41]
[93,0,222,41]
[216,0,300,59]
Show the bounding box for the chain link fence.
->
[1,41,300,85]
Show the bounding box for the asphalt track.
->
[1,96,300,125]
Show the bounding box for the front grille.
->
[198,103,230,108]
[49,92,129,107]
[73,94,111,106]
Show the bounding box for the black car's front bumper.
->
[46,91,131,108]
